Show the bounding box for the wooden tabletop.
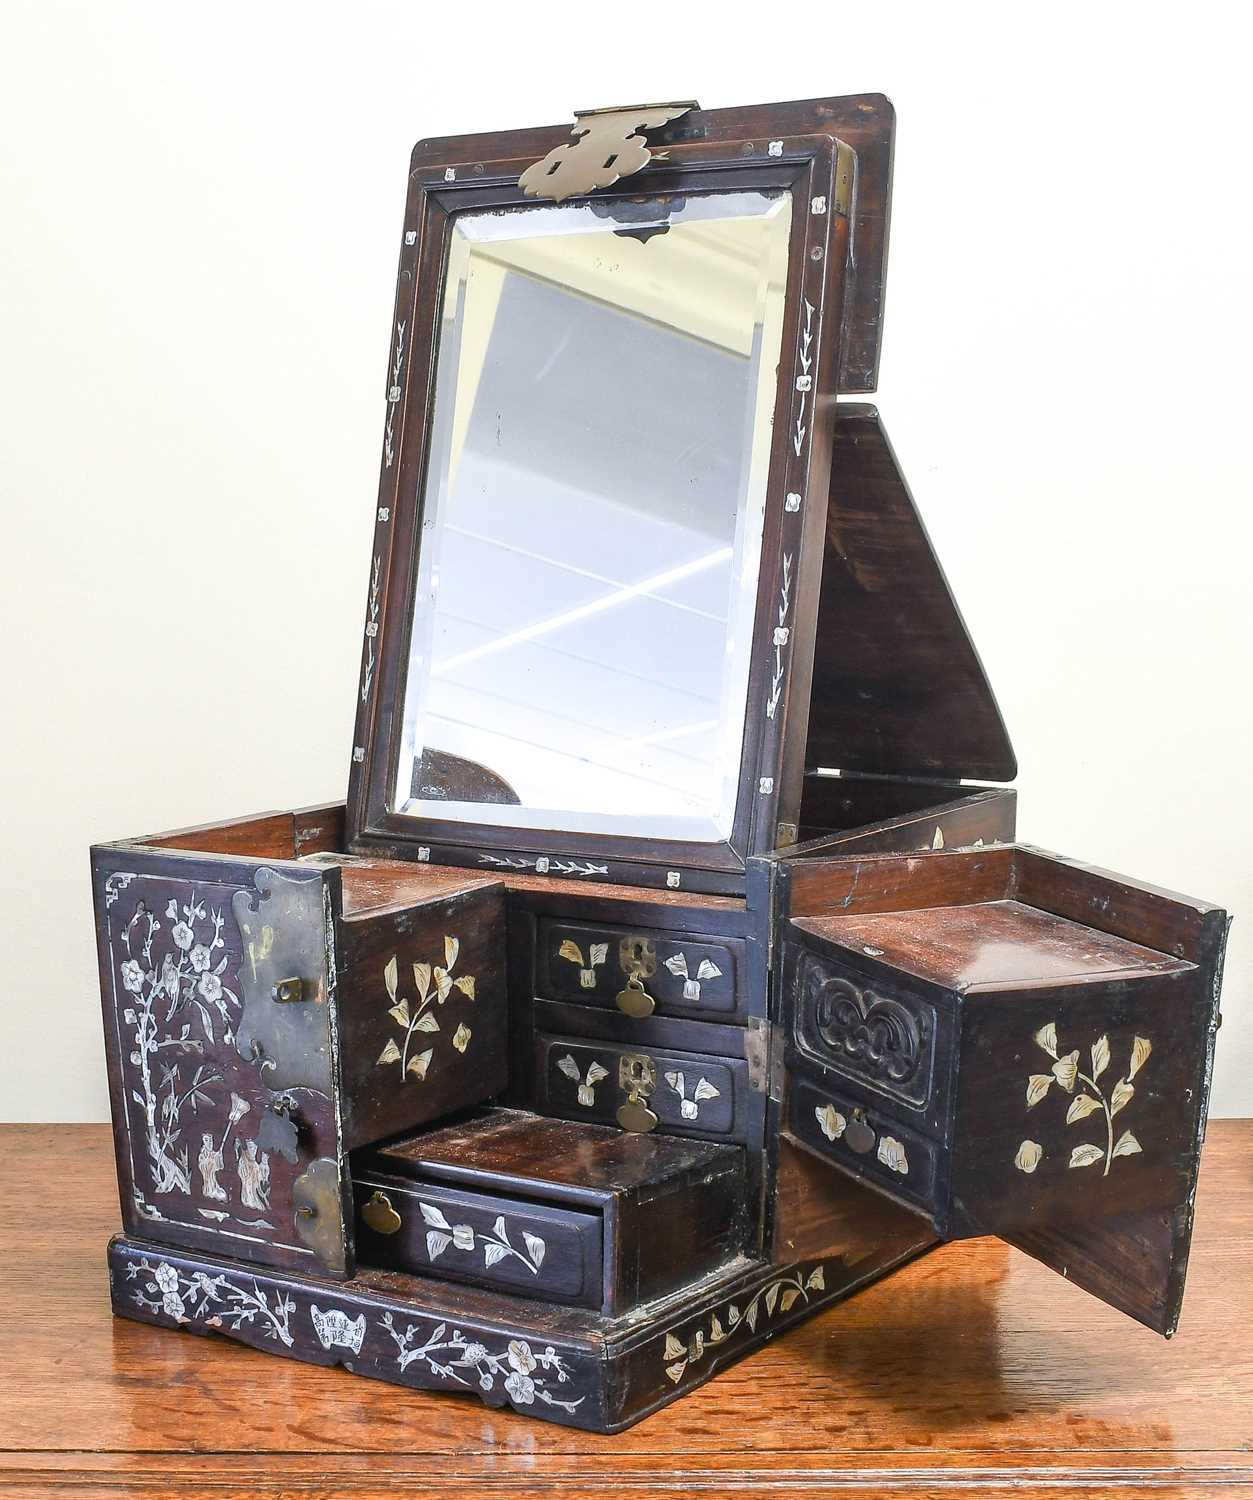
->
[2,1123,1251,1498]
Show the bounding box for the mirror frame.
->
[346,100,872,895]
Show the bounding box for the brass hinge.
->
[746,1017,771,1093]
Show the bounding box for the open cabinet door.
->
[92,847,354,1277]
[771,844,1229,1334]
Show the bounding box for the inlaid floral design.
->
[663,951,723,1002]
[815,1103,845,1142]
[127,1257,295,1347]
[664,1070,720,1121]
[376,937,476,1083]
[418,1202,546,1276]
[558,938,608,989]
[557,1053,608,1107]
[663,1264,826,1384]
[1016,1023,1151,1177]
[380,1317,583,1411]
[116,894,244,1197]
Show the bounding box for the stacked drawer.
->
[513,902,767,1151]
[352,1109,750,1314]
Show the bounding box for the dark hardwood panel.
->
[804,407,1016,781]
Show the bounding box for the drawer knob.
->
[362,1189,403,1235]
[845,1109,876,1155]
[615,974,656,1019]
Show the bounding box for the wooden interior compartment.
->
[352,1109,750,1315]
[777,841,1228,1335]
[791,772,1016,855]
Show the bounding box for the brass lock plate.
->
[617,1053,658,1133]
[618,936,657,980]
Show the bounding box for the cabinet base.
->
[107,1223,936,1432]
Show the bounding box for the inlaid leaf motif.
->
[557,1054,581,1082]
[697,958,722,981]
[779,1287,802,1312]
[1014,1025,1153,1182]
[764,1282,780,1316]
[426,1230,451,1261]
[708,1313,726,1343]
[1110,1079,1135,1116]
[664,1333,685,1361]
[558,939,585,966]
[586,1062,609,1087]
[1066,1093,1102,1124]
[1035,1022,1058,1059]
[419,1202,450,1229]
[589,943,608,967]
[377,938,478,1084]
[484,1242,510,1269]
[1052,1051,1079,1092]
[666,1360,688,1383]
[806,1267,825,1291]
[1026,1074,1054,1107]
[1014,1139,1043,1173]
[523,1232,546,1269]
[1069,1143,1105,1169]
[815,1103,846,1142]
[664,953,690,979]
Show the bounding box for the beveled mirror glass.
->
[392,189,792,843]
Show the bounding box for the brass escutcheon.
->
[271,976,305,1003]
[617,1053,658,1132]
[361,1190,403,1235]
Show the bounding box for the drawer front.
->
[788,1076,941,1217]
[788,944,952,1130]
[535,1034,759,1145]
[536,920,745,1023]
[353,1174,603,1308]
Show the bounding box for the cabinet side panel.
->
[91,846,349,1276]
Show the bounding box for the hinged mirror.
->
[346,97,894,893]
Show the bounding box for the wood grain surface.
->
[2,1122,1251,1497]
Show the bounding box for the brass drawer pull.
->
[615,973,656,1019]
[362,1189,403,1235]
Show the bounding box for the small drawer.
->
[354,1174,603,1307]
[353,1109,749,1315]
[787,1076,941,1216]
[536,920,745,1023]
[534,1033,760,1145]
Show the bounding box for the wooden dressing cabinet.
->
[92,94,1229,1431]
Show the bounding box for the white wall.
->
[1,1,1248,1121]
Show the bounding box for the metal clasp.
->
[271,977,305,1003]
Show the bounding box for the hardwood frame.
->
[344,105,860,895]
